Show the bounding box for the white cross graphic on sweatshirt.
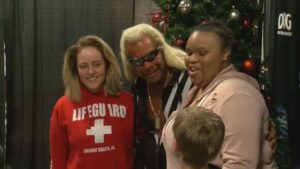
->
[86,119,112,143]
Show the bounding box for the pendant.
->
[155,116,161,130]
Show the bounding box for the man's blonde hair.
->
[120,23,187,81]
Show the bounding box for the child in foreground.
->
[172,106,225,169]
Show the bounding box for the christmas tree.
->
[151,0,261,77]
[149,0,291,168]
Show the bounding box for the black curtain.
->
[0,26,5,169]
[0,0,7,168]
[4,0,134,169]
[270,0,300,168]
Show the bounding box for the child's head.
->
[172,106,225,168]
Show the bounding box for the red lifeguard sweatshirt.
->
[50,88,134,169]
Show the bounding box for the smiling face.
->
[77,46,106,93]
[126,35,166,84]
[185,31,230,89]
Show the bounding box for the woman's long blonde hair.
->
[63,35,123,102]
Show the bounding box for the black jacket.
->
[132,69,192,169]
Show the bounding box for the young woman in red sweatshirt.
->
[50,35,134,169]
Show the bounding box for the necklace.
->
[146,71,171,130]
[147,83,162,130]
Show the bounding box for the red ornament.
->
[242,57,261,78]
[151,11,163,24]
[173,37,185,48]
[242,17,251,29]
[242,57,255,72]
